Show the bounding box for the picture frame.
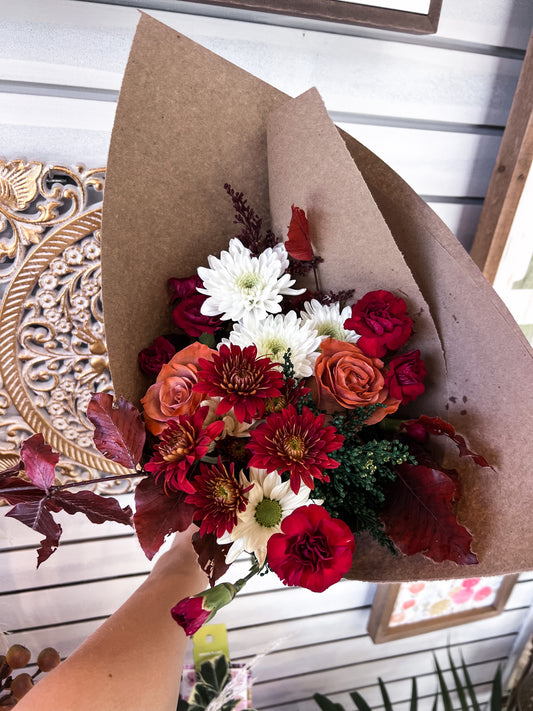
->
[367,575,519,643]
[177,0,443,35]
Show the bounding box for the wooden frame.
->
[367,575,519,644]
[177,0,443,35]
[470,32,533,284]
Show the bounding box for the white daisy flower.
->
[300,299,360,345]
[197,239,304,322]
[225,311,321,378]
[218,468,311,566]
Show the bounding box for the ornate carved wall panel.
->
[0,161,133,494]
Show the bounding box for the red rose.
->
[267,505,355,593]
[384,350,426,404]
[172,294,223,337]
[345,290,412,357]
[168,275,202,301]
[138,336,176,377]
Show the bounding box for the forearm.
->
[16,530,207,711]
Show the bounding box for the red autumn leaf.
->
[192,531,232,588]
[0,461,23,479]
[48,490,133,527]
[5,500,62,567]
[401,416,492,469]
[381,462,478,565]
[20,434,59,491]
[133,477,196,560]
[87,393,146,469]
[285,205,314,261]
[0,477,45,504]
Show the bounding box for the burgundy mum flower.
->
[185,457,251,537]
[193,344,284,423]
[247,405,344,493]
[267,504,355,593]
[144,407,224,494]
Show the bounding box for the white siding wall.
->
[1,1,532,709]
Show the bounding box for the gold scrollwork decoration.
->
[0,160,134,494]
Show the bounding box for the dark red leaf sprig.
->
[224,183,278,255]
[381,461,478,565]
[401,415,493,469]
[0,433,133,566]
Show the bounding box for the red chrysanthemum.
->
[267,504,355,592]
[185,457,251,537]
[144,407,224,494]
[246,405,344,493]
[193,344,284,423]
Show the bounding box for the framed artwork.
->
[367,575,519,643]
[178,0,443,35]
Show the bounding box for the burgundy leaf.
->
[192,531,232,587]
[0,477,46,504]
[381,462,478,565]
[133,477,195,560]
[6,500,62,567]
[20,434,59,491]
[0,461,23,479]
[87,393,146,469]
[285,205,314,261]
[48,490,133,527]
[401,416,492,468]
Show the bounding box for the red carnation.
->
[193,344,285,423]
[138,336,176,377]
[345,290,412,357]
[247,405,344,493]
[384,350,426,404]
[267,505,355,593]
[144,407,224,493]
[185,457,251,537]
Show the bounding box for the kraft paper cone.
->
[102,13,533,581]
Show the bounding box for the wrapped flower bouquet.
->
[3,14,533,636]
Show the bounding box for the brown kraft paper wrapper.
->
[102,13,533,582]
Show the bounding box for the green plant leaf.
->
[461,653,481,711]
[434,656,453,711]
[447,648,468,711]
[313,692,346,711]
[350,690,373,711]
[431,693,438,711]
[197,655,229,693]
[409,677,418,711]
[378,678,393,711]
[490,666,503,711]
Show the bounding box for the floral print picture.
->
[389,576,506,627]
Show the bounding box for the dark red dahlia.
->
[193,344,284,423]
[144,407,224,494]
[185,457,251,537]
[247,405,344,493]
[267,504,355,592]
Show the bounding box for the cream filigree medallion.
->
[0,161,133,493]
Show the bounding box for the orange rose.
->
[141,342,216,435]
[314,338,400,426]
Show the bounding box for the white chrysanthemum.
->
[300,299,360,345]
[225,311,321,378]
[218,468,311,566]
[197,239,304,322]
